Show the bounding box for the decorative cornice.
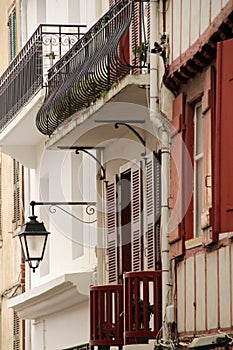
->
[7,272,93,320]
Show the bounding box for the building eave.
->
[164,2,233,92]
[7,272,93,320]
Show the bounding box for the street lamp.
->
[19,200,96,272]
[19,214,50,273]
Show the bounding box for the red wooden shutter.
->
[169,93,185,258]
[131,162,142,271]
[201,66,216,244]
[106,177,118,284]
[145,151,161,270]
[145,2,150,42]
[109,0,116,8]
[214,38,233,234]
[130,1,141,69]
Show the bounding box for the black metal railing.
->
[36,0,140,136]
[63,343,90,350]
[0,24,86,131]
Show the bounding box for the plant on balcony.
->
[134,41,149,63]
[134,299,154,344]
[102,321,115,339]
[121,298,154,329]
[97,321,115,350]
[134,299,154,329]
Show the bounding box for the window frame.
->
[193,103,204,238]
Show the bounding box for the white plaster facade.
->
[2,1,233,349]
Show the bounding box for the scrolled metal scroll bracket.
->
[30,200,97,224]
[114,122,146,157]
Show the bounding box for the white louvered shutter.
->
[145,152,161,270]
[106,177,118,284]
[131,162,142,271]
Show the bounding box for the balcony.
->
[36,0,146,136]
[0,24,86,132]
[90,271,162,349]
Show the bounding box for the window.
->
[8,9,17,61]
[106,152,161,284]
[169,38,233,258]
[193,104,204,237]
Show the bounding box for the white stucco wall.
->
[32,300,89,350]
[22,0,109,42]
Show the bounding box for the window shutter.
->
[145,2,150,42]
[201,66,216,244]
[169,93,185,258]
[106,177,118,284]
[145,152,161,270]
[214,38,233,234]
[13,311,20,350]
[130,1,141,69]
[13,159,20,230]
[131,162,142,271]
[9,10,17,61]
[109,0,116,8]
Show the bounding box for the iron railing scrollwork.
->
[36,0,145,136]
[0,24,86,132]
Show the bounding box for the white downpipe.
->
[23,167,32,350]
[150,0,170,340]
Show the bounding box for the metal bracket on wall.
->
[58,146,106,180]
[114,122,146,157]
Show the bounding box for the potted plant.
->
[133,299,154,344]
[98,322,115,350]
[134,41,149,63]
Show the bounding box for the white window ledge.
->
[185,236,203,250]
[7,272,93,320]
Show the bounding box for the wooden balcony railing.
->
[124,270,162,343]
[90,270,162,348]
[90,284,124,349]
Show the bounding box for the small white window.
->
[194,104,203,237]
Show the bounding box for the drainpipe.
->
[149,0,170,340]
[23,167,32,350]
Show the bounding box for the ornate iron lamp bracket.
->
[30,200,96,218]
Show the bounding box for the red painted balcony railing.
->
[90,284,124,349]
[124,270,162,344]
[90,271,162,348]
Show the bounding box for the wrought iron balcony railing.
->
[36,0,144,136]
[0,24,86,132]
[90,270,162,348]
